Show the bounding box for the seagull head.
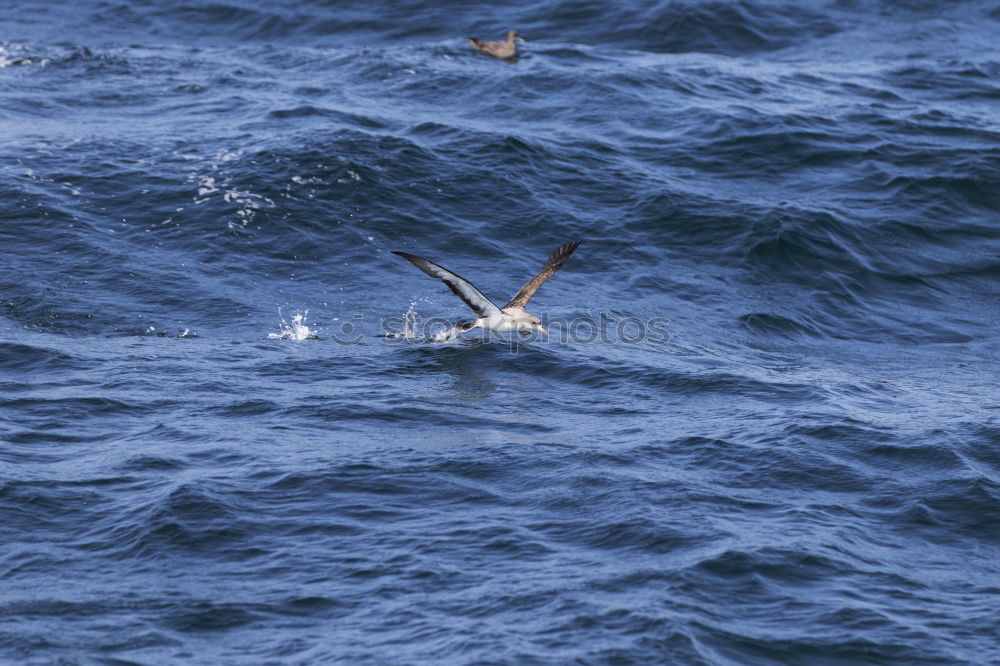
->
[522,313,546,335]
[507,30,525,43]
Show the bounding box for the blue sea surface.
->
[2,1,999,664]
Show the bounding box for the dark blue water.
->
[3,1,1000,663]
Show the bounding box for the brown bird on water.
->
[468,30,525,59]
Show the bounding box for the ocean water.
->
[2,1,999,663]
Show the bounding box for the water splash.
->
[381,303,420,340]
[268,311,317,341]
[431,326,462,343]
[380,303,460,342]
[402,303,418,339]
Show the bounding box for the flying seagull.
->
[468,30,525,59]
[392,240,582,338]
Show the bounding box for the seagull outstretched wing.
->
[504,240,582,310]
[392,252,502,319]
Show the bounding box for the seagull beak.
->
[536,325,548,335]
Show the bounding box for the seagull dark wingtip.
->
[554,239,583,261]
[392,250,424,265]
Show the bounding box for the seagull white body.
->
[479,307,536,334]
[393,240,582,338]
